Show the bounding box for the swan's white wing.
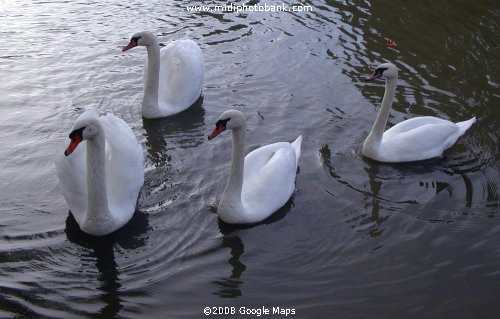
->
[385,116,453,136]
[242,142,298,220]
[382,122,460,161]
[55,140,88,226]
[100,114,144,222]
[157,39,204,115]
[243,136,302,182]
[243,142,287,182]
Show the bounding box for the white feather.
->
[55,110,144,235]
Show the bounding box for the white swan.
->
[55,110,144,236]
[122,31,204,119]
[208,109,302,224]
[362,62,476,163]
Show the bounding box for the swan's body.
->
[55,110,144,236]
[362,62,475,163]
[208,109,302,224]
[123,31,204,119]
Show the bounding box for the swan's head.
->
[366,62,398,81]
[122,31,157,52]
[208,109,246,140]
[64,110,101,156]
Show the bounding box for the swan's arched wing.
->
[242,142,297,218]
[384,116,453,136]
[243,142,287,181]
[382,122,460,160]
[157,39,204,114]
[55,141,87,225]
[100,114,144,218]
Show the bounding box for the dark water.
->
[0,0,498,318]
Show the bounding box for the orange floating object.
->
[385,39,397,47]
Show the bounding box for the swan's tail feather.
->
[456,117,476,136]
[291,135,303,166]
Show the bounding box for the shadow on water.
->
[319,143,434,238]
[320,138,487,239]
[208,196,296,298]
[215,195,296,233]
[65,211,150,319]
[319,144,416,204]
[360,163,388,238]
[142,96,205,166]
[211,234,246,298]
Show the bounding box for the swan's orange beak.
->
[122,40,137,52]
[366,70,382,81]
[208,125,225,140]
[64,135,82,156]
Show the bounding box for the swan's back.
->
[384,116,453,136]
[380,116,476,162]
[242,136,302,221]
[156,39,204,114]
[100,114,144,218]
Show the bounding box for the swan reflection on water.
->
[210,197,296,298]
[65,210,150,318]
[319,139,484,240]
[142,96,205,166]
[211,234,246,298]
[319,143,404,237]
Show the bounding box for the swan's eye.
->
[376,67,388,75]
[366,67,389,81]
[131,36,141,44]
[216,118,230,129]
[69,127,85,140]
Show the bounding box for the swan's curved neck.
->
[86,130,110,222]
[366,77,397,145]
[143,39,161,116]
[220,126,246,220]
[226,128,246,198]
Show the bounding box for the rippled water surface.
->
[0,0,499,318]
